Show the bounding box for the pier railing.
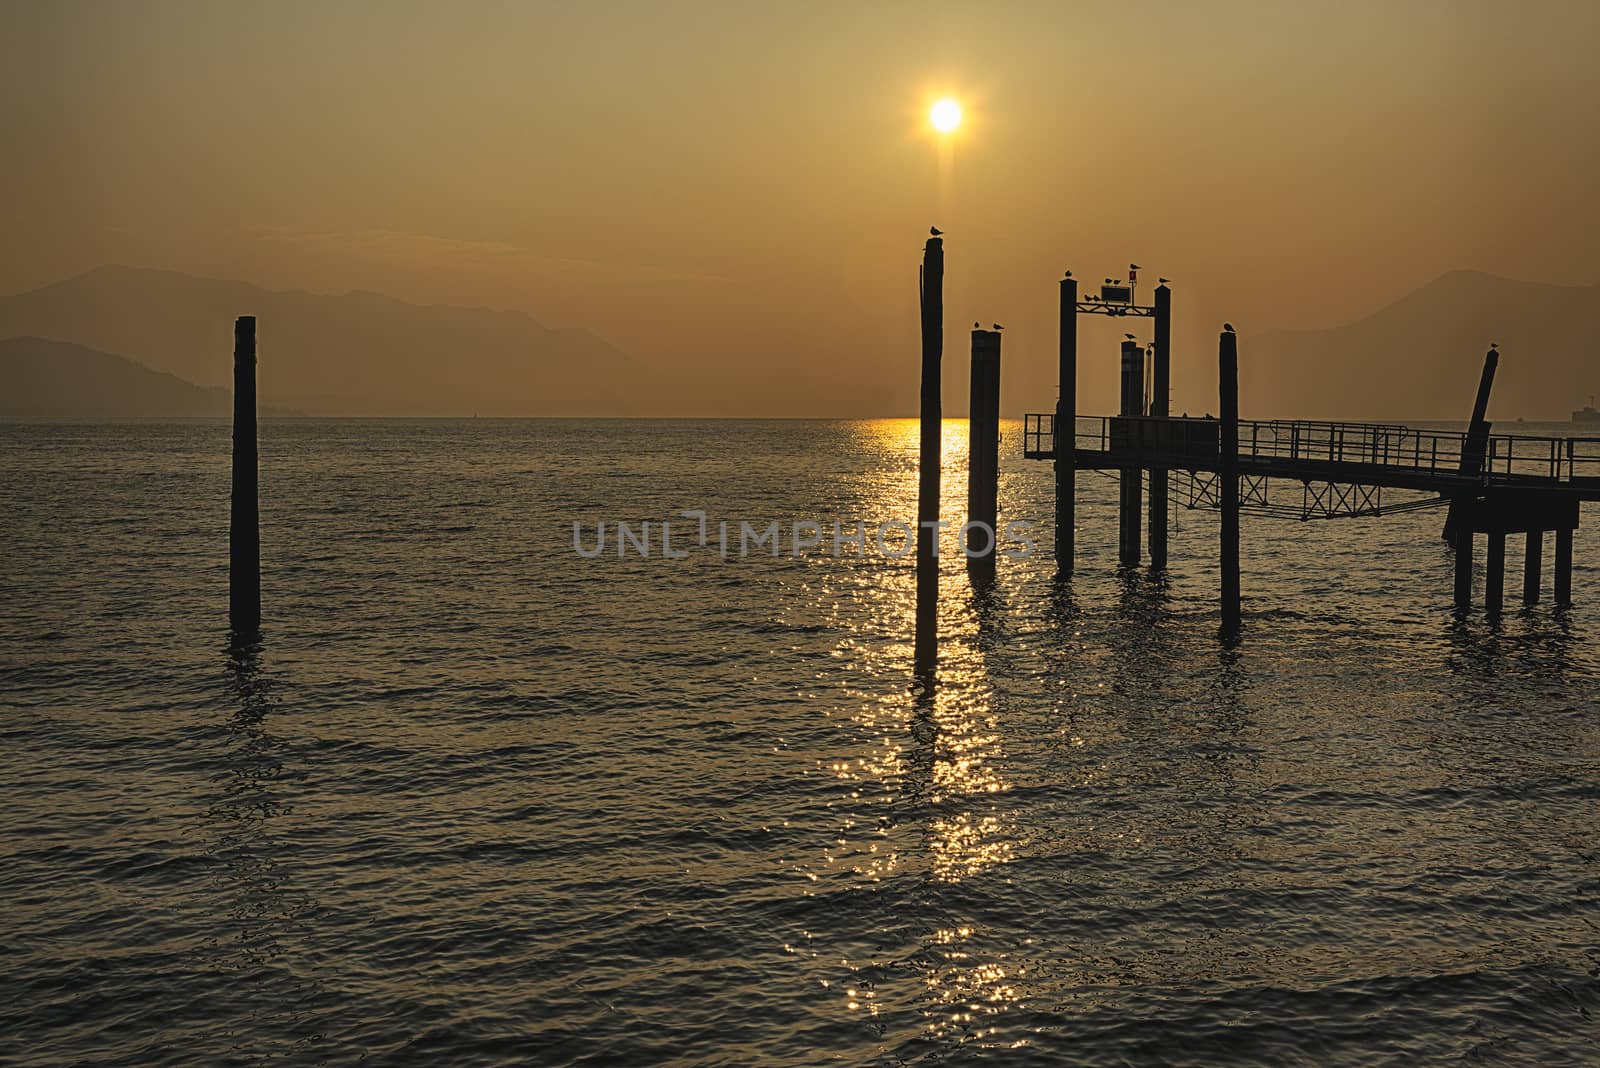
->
[1023,414,1600,485]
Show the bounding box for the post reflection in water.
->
[201,638,323,1056]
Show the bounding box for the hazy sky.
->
[3,0,1597,414]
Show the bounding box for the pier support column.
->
[967,328,1001,578]
[1219,329,1241,642]
[1523,531,1543,605]
[915,237,944,678]
[1443,347,1498,541]
[1056,276,1077,573]
[1148,284,1171,568]
[1554,529,1573,607]
[230,315,260,636]
[1453,526,1473,609]
[1486,531,1505,615]
[1118,340,1143,567]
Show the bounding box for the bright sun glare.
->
[930,98,962,134]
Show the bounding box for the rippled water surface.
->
[2,419,1598,1066]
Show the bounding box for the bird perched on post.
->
[1129,263,1142,271]
[1490,342,1498,350]
[1124,333,1136,341]
[930,226,943,236]
[974,322,980,329]
[992,323,1004,331]
[1223,323,1235,333]
[1064,270,1072,278]
[1158,277,1170,284]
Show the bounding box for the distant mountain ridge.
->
[1246,270,1599,422]
[0,265,646,416]
[0,336,298,418]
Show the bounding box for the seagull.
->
[1104,278,1112,284]
[930,226,943,236]
[1490,342,1498,350]
[992,323,1004,331]
[1223,323,1235,333]
[974,321,980,329]
[1125,333,1136,340]
[1064,270,1072,278]
[1158,277,1170,284]
[1130,263,1142,271]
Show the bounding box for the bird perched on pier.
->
[992,323,1004,331]
[1124,333,1136,341]
[1490,342,1498,350]
[1129,263,1142,271]
[1223,323,1235,333]
[1064,270,1072,278]
[930,226,943,236]
[974,322,980,329]
[1104,278,1112,284]
[1158,277,1170,284]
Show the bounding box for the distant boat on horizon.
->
[1575,395,1600,423]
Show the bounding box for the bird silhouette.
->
[992,323,1004,331]
[974,321,980,329]
[1124,333,1136,340]
[1223,323,1235,333]
[1129,263,1142,270]
[1490,342,1498,350]
[1158,277,1170,284]
[1104,278,1112,284]
[930,226,943,236]
[1064,270,1072,278]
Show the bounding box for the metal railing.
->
[1022,413,1600,484]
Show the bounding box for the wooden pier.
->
[1014,267,1597,631]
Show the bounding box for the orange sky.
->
[3,0,1597,415]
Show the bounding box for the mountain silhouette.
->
[0,336,298,418]
[0,266,645,416]
[1245,270,1599,421]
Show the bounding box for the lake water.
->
[2,419,1597,1066]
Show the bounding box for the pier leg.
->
[1119,340,1143,567]
[1554,528,1573,607]
[1486,531,1505,615]
[1056,276,1077,573]
[1453,527,1473,609]
[1523,531,1542,605]
[1148,284,1171,569]
[967,328,1001,578]
[1443,347,1498,541]
[230,315,260,636]
[915,238,944,678]
[1219,330,1241,641]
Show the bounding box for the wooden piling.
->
[1118,340,1143,566]
[229,315,260,636]
[1554,528,1573,606]
[1148,284,1171,568]
[1454,529,1473,609]
[1056,276,1077,573]
[967,328,1002,573]
[1486,531,1505,615]
[1523,531,1542,605]
[916,238,944,675]
[1443,347,1498,541]
[1219,329,1241,640]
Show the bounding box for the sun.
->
[929,98,962,134]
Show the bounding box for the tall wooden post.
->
[915,237,944,677]
[1118,340,1143,566]
[1148,284,1171,568]
[1454,529,1473,609]
[1485,531,1505,615]
[230,315,260,636]
[1055,276,1077,573]
[1554,528,1573,606]
[967,328,1002,574]
[1443,347,1498,541]
[1523,531,1543,605]
[1219,329,1241,641]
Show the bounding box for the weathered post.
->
[1219,328,1241,641]
[967,328,1001,575]
[1056,275,1077,573]
[1118,339,1143,566]
[1486,531,1505,615]
[915,237,944,677]
[1148,284,1172,568]
[1523,531,1543,605]
[1454,529,1473,609]
[1554,528,1573,606]
[1443,347,1498,541]
[230,315,260,636]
